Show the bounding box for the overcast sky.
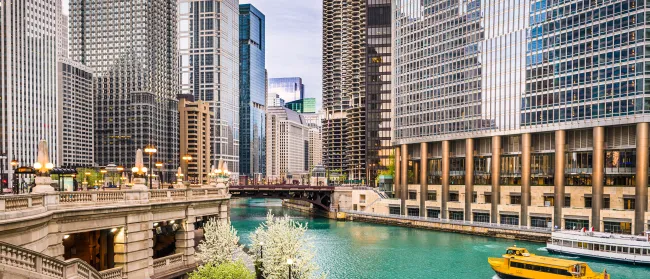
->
[62,0,323,107]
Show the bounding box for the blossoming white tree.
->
[250,212,325,279]
[196,219,241,265]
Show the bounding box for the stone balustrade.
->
[152,253,185,275]
[0,241,121,279]
[0,188,230,218]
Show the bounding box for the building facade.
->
[56,0,68,59]
[70,0,179,179]
[178,0,240,177]
[285,98,317,113]
[178,95,212,184]
[322,0,393,183]
[268,77,305,104]
[239,4,266,178]
[393,0,650,235]
[58,59,94,167]
[266,107,310,180]
[1,0,59,183]
[308,128,323,172]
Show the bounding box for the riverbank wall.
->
[345,211,551,243]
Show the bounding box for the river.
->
[230,199,649,279]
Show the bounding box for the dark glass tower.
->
[239,4,266,178]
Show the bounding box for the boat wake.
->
[492,275,501,279]
[536,247,548,252]
[557,255,580,259]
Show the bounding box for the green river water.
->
[230,199,650,279]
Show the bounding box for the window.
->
[510,195,522,205]
[565,219,589,230]
[359,194,366,203]
[501,215,519,226]
[531,217,551,228]
[544,195,554,206]
[389,206,401,215]
[427,209,440,218]
[450,211,464,220]
[427,191,437,201]
[484,193,492,204]
[472,192,477,203]
[624,197,635,210]
[473,212,490,223]
[604,221,632,234]
[604,197,611,209]
[449,192,459,202]
[408,191,417,200]
[407,207,420,217]
[564,195,571,208]
[584,196,592,208]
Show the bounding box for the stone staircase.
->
[0,241,123,279]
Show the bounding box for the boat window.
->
[634,248,641,255]
[623,247,629,253]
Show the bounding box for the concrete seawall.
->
[346,212,551,243]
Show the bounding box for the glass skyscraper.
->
[285,98,317,113]
[393,0,650,235]
[239,4,266,178]
[178,0,240,176]
[268,77,305,104]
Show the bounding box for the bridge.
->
[229,185,334,210]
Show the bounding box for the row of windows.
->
[524,78,642,109]
[522,97,647,126]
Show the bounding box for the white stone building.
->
[266,107,310,180]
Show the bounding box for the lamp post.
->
[10,158,17,194]
[286,258,294,279]
[116,166,124,190]
[259,241,264,259]
[100,168,107,188]
[155,162,164,188]
[181,154,192,183]
[144,145,157,189]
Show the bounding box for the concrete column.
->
[400,144,408,216]
[394,147,401,199]
[465,138,474,221]
[636,123,649,235]
[521,134,532,227]
[554,130,566,228]
[122,213,154,279]
[114,228,127,271]
[491,136,501,223]
[420,142,428,217]
[441,141,450,219]
[592,127,605,232]
[175,216,196,267]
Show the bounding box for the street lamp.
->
[259,241,264,259]
[144,145,157,189]
[100,168,107,188]
[155,162,164,188]
[10,158,18,194]
[181,154,192,183]
[286,258,294,279]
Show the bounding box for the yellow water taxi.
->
[488,246,609,279]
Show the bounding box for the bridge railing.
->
[0,240,122,279]
[0,187,230,220]
[343,210,552,234]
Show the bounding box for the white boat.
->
[546,230,650,265]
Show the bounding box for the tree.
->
[250,212,325,279]
[189,261,254,279]
[196,219,241,265]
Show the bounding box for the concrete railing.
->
[0,241,123,279]
[344,210,553,234]
[0,188,229,218]
[152,253,185,275]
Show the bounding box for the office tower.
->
[57,59,94,167]
[268,77,305,104]
[1,0,59,186]
[70,0,179,180]
[393,0,650,235]
[178,95,213,184]
[266,107,310,180]
[269,94,286,107]
[323,0,393,183]
[239,4,266,178]
[285,98,317,114]
[308,128,323,172]
[56,0,68,59]
[178,0,240,177]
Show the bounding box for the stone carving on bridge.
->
[175,167,186,189]
[131,149,148,191]
[32,140,55,193]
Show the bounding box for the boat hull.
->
[546,246,650,266]
[492,271,530,279]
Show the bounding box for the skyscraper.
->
[1,0,59,182]
[266,107,311,180]
[239,4,266,178]
[322,0,393,183]
[179,0,240,176]
[285,98,317,114]
[70,0,179,178]
[393,0,650,235]
[268,77,305,104]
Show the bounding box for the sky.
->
[61,0,323,108]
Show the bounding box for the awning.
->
[584,194,592,198]
[500,211,519,216]
[448,208,464,212]
[472,209,490,214]
[428,190,437,194]
[564,215,589,221]
[426,207,441,210]
[623,195,636,199]
[603,217,632,223]
[484,191,492,195]
[407,205,420,208]
[543,193,554,197]
[449,190,459,194]
[510,192,521,197]
[529,213,552,218]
